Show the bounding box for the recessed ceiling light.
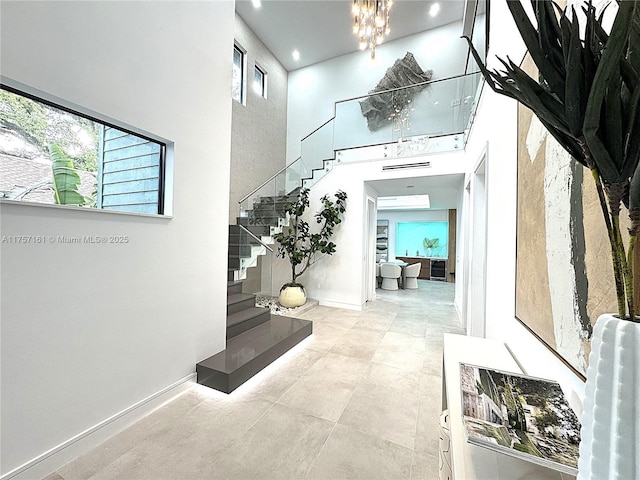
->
[252,0,261,8]
[292,50,300,61]
[429,3,440,17]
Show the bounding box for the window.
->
[0,85,166,215]
[253,65,267,98]
[232,44,245,103]
[395,221,449,258]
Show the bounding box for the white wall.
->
[464,0,586,403]
[275,150,466,310]
[378,209,449,260]
[0,1,234,477]
[231,14,288,223]
[454,185,467,321]
[286,21,469,163]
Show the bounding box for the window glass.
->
[232,45,244,103]
[396,221,448,258]
[0,86,166,214]
[253,65,266,98]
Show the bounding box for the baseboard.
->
[1,373,196,480]
[318,299,364,311]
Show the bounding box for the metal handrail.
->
[333,72,476,106]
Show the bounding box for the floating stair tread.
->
[197,316,312,375]
[227,281,243,296]
[227,307,270,327]
[227,293,255,306]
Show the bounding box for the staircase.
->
[196,279,312,394]
[195,160,337,393]
[196,206,313,394]
[196,73,483,394]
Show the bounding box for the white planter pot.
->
[278,285,306,308]
[577,314,640,480]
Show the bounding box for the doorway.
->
[365,195,377,302]
[465,151,488,337]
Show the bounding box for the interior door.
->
[365,196,376,301]
[467,155,488,337]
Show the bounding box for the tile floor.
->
[45,279,465,480]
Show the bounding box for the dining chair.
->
[404,263,421,289]
[380,263,401,290]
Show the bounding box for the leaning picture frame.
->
[459,363,581,475]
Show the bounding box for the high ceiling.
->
[235,0,467,71]
[235,1,469,208]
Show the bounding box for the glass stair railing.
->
[238,71,483,236]
[228,224,273,296]
[233,0,487,295]
[334,72,482,160]
[235,72,483,297]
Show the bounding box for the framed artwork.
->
[514,55,620,380]
[460,363,581,475]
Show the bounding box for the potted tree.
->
[466,1,639,478]
[273,187,347,308]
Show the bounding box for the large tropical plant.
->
[49,143,89,206]
[465,0,640,320]
[273,187,347,286]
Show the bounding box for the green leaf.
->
[539,1,565,75]
[603,76,624,172]
[49,143,86,205]
[497,58,571,135]
[273,189,347,283]
[507,0,565,100]
[581,4,599,87]
[564,6,586,136]
[423,237,440,249]
[584,0,636,183]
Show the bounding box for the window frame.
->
[232,43,247,105]
[253,64,267,99]
[0,80,170,217]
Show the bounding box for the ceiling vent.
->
[382,161,431,171]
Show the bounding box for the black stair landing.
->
[196,316,312,394]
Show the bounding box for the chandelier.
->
[352,0,393,60]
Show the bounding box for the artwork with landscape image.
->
[460,363,581,475]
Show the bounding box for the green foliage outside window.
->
[0,89,98,172]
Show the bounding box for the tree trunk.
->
[634,239,640,316]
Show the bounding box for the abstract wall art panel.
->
[514,55,620,379]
